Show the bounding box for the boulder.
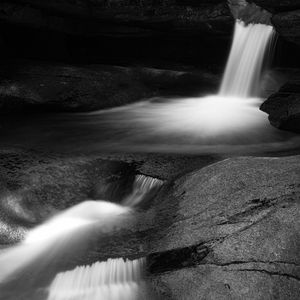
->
[249,1,300,47]
[0,61,219,113]
[272,10,300,46]
[0,1,233,66]
[0,149,136,243]
[147,155,300,299]
[260,73,300,133]
[0,148,218,244]
[56,156,300,276]
[228,0,272,24]
[252,0,300,12]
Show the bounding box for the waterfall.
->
[82,19,276,144]
[0,174,162,299]
[0,201,131,284]
[48,258,146,300]
[220,20,275,98]
[123,174,163,207]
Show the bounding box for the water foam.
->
[48,258,146,300]
[0,201,131,283]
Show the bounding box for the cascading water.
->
[2,19,299,154]
[123,175,163,207]
[82,20,276,146]
[48,258,146,300]
[0,201,131,284]
[220,20,275,97]
[0,174,162,300]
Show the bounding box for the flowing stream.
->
[0,175,162,300]
[48,258,147,300]
[0,19,298,300]
[0,21,299,155]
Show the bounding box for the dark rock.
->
[147,243,209,274]
[147,156,300,299]
[260,72,300,133]
[272,10,300,46]
[0,1,232,36]
[252,0,300,12]
[71,155,300,298]
[0,148,136,243]
[0,1,233,66]
[57,156,300,275]
[0,148,219,244]
[0,60,219,113]
[0,61,150,113]
[229,0,272,24]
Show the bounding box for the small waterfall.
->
[0,201,131,283]
[48,258,146,300]
[0,174,162,299]
[220,20,275,98]
[123,174,163,207]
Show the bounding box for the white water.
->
[123,175,163,207]
[0,201,131,283]
[83,20,276,145]
[0,175,162,298]
[220,20,275,97]
[48,258,146,300]
[0,19,277,300]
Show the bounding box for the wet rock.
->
[229,0,272,24]
[69,155,300,298]
[0,1,232,37]
[260,73,300,133]
[272,10,300,46]
[147,155,300,299]
[73,156,300,272]
[0,148,136,243]
[0,1,233,66]
[0,61,219,113]
[0,61,149,113]
[249,1,300,47]
[1,152,300,298]
[0,149,219,244]
[252,0,300,12]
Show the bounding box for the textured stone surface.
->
[253,0,300,12]
[64,156,300,271]
[229,0,271,24]
[1,152,300,298]
[260,73,300,133]
[272,10,300,46]
[0,149,218,244]
[0,61,218,113]
[0,1,232,36]
[0,149,137,243]
[147,155,300,299]
[251,0,300,47]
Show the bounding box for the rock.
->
[65,156,300,272]
[0,61,219,113]
[1,152,300,298]
[252,0,300,12]
[0,1,233,66]
[272,10,300,46]
[0,1,232,37]
[260,73,300,133]
[0,148,136,243]
[250,1,300,47]
[69,155,300,298]
[229,0,272,24]
[147,156,300,299]
[0,148,219,244]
